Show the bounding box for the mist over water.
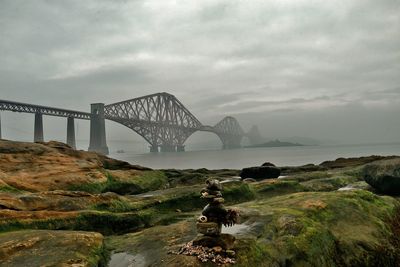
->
[104,142,400,169]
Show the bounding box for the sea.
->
[80,141,400,170]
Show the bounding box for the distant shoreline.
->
[245,139,304,148]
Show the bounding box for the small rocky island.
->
[245,139,304,148]
[1,139,400,266]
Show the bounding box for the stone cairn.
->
[193,179,239,251]
[177,179,239,264]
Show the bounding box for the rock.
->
[261,162,276,167]
[0,140,152,192]
[106,190,400,266]
[212,246,223,253]
[242,178,257,183]
[196,222,221,236]
[321,155,399,169]
[0,230,106,267]
[192,233,236,250]
[225,249,236,257]
[240,166,281,180]
[362,158,400,194]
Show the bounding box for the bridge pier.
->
[34,112,44,142]
[0,113,2,139]
[88,103,109,155]
[176,145,185,152]
[219,135,242,150]
[149,145,159,153]
[160,144,176,152]
[66,117,76,149]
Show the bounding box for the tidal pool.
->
[108,252,146,267]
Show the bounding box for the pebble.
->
[177,241,236,265]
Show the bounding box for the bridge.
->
[0,92,261,154]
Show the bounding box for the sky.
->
[0,0,399,147]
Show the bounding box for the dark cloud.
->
[0,0,399,144]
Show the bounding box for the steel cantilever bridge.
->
[0,92,259,154]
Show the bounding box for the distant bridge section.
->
[0,99,91,149]
[0,99,90,119]
[0,93,258,154]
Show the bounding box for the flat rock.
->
[0,230,105,267]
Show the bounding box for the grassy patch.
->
[255,180,305,196]
[69,171,167,195]
[223,182,256,203]
[0,184,23,193]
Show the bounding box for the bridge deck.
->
[0,99,91,120]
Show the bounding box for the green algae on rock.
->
[104,190,400,266]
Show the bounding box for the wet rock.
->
[240,166,281,180]
[362,158,400,194]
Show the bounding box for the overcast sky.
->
[0,0,399,147]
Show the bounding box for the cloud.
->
[0,0,399,144]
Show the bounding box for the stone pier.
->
[34,112,44,142]
[66,117,76,149]
[150,145,159,153]
[176,145,185,152]
[160,144,176,152]
[88,103,109,155]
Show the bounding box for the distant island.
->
[245,139,304,148]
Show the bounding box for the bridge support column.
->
[88,103,109,155]
[176,145,185,152]
[0,113,2,139]
[160,144,176,152]
[34,112,44,142]
[66,117,76,149]
[149,145,159,153]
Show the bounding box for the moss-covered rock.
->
[363,158,400,195]
[105,190,399,266]
[0,230,107,267]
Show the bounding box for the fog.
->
[1,0,399,146]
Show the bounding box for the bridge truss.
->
[0,93,250,153]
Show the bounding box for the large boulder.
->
[362,159,400,195]
[261,162,276,167]
[240,166,281,180]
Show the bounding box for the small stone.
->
[212,246,223,253]
[176,209,182,213]
[196,222,221,236]
[225,249,236,257]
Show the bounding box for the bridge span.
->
[0,93,260,154]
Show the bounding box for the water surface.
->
[107,143,400,169]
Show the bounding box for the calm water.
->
[106,142,400,169]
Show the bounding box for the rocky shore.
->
[1,139,400,266]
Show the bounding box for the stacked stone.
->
[193,179,236,250]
